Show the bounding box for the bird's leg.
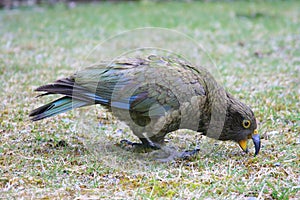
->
[120,138,160,152]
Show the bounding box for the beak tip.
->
[238,131,261,156]
[252,134,261,156]
[254,145,261,156]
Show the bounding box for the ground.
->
[0,1,299,199]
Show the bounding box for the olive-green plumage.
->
[30,56,261,156]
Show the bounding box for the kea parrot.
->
[30,56,261,157]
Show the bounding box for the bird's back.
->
[73,56,209,137]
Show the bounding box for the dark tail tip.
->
[29,103,55,121]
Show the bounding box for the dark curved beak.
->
[252,132,261,156]
[238,129,261,156]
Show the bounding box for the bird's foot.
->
[178,148,200,160]
[148,146,200,162]
[119,139,160,153]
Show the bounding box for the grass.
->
[0,0,299,199]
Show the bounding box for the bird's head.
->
[219,93,261,156]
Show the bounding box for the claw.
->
[179,148,200,160]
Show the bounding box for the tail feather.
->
[35,78,75,97]
[30,77,111,121]
[29,96,87,121]
[34,77,109,105]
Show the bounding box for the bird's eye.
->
[242,119,251,128]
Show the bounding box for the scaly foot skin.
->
[149,146,200,162]
[119,139,161,152]
[178,148,200,160]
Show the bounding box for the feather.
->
[29,56,260,155]
[29,97,87,121]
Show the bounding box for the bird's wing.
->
[71,57,207,117]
